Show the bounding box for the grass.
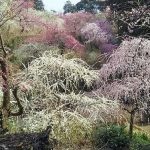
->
[140,125,150,137]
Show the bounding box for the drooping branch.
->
[0,35,7,58]
[10,87,23,116]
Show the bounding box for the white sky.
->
[43,0,80,12]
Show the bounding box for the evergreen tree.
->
[76,0,106,13]
[63,0,76,14]
[34,0,44,11]
[63,0,106,14]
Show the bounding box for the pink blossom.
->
[62,12,94,37]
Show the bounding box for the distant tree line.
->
[63,0,106,14]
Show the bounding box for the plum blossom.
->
[97,38,150,112]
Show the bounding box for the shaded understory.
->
[0,126,55,150]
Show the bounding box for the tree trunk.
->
[0,35,24,133]
[0,34,11,131]
[0,58,10,131]
[129,111,135,138]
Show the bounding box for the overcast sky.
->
[43,0,80,12]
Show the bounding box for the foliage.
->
[92,124,150,150]
[85,51,100,66]
[130,132,150,150]
[0,0,23,27]
[0,0,24,47]
[34,0,44,11]
[74,0,106,13]
[12,44,60,67]
[92,124,130,150]
[25,16,65,45]
[63,0,76,14]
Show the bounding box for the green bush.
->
[92,124,130,150]
[130,133,150,150]
[92,124,150,150]
[12,44,61,67]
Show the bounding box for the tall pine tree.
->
[34,0,44,11]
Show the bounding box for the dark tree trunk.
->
[141,111,150,125]
[0,57,11,131]
[0,34,11,131]
[0,35,23,132]
[129,111,135,138]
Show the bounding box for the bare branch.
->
[10,87,23,116]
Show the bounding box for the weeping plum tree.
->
[98,38,150,138]
[62,12,94,39]
[0,0,33,132]
[80,22,118,53]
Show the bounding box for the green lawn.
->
[141,125,150,135]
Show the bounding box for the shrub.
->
[12,44,61,67]
[92,124,150,150]
[85,51,99,66]
[92,124,130,150]
[130,133,150,150]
